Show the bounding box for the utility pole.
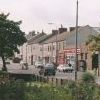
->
[56,30,58,64]
[48,23,58,64]
[26,44,27,63]
[42,44,44,63]
[75,0,78,81]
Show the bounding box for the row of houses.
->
[16,25,100,70]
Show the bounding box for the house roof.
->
[66,25,100,47]
[27,25,100,46]
[40,31,69,44]
[27,33,46,45]
[39,33,55,43]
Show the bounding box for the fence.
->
[32,75,73,86]
[8,73,73,86]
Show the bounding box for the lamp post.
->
[75,0,79,81]
[56,29,58,65]
[26,44,27,63]
[48,23,58,64]
[42,44,44,63]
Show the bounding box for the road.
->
[0,63,100,84]
[0,63,83,80]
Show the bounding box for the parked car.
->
[57,64,74,72]
[64,64,74,72]
[35,61,44,68]
[39,63,56,76]
[57,64,67,72]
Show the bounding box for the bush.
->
[9,73,34,81]
[81,72,95,83]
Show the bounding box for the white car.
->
[35,61,44,68]
[64,64,74,72]
[57,64,74,72]
[57,64,67,72]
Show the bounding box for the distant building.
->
[39,27,67,64]
[16,25,100,71]
[59,25,100,70]
[26,32,46,65]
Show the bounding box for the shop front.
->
[58,48,81,67]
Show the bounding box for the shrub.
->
[81,72,95,83]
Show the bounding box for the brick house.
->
[59,25,100,70]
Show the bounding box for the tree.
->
[86,34,100,52]
[86,34,100,72]
[0,13,27,71]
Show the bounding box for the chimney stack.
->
[52,30,58,35]
[58,25,67,34]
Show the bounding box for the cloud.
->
[0,0,100,33]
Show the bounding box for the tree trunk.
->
[1,55,7,71]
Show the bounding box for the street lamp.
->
[75,0,79,81]
[26,44,27,63]
[48,23,58,64]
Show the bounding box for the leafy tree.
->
[0,13,27,71]
[86,34,100,71]
[86,34,100,52]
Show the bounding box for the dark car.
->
[39,63,56,76]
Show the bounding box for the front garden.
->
[0,71,100,100]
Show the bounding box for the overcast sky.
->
[0,0,100,34]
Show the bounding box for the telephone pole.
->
[75,0,78,81]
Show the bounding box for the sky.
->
[0,0,100,34]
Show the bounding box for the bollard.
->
[61,79,63,86]
[56,78,58,86]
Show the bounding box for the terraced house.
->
[17,25,100,71]
[58,25,100,71]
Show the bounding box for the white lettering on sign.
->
[64,48,80,54]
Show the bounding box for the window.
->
[58,43,61,50]
[28,46,29,53]
[50,46,51,51]
[48,46,49,51]
[63,41,65,50]
[53,45,55,50]
[31,45,32,53]
[85,53,88,59]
